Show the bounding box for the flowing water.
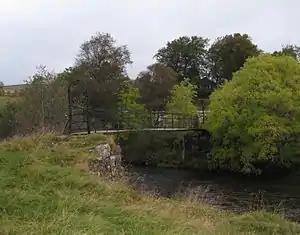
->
[126,166,300,222]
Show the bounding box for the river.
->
[126,166,300,222]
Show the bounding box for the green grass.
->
[0,133,299,234]
[0,96,9,106]
[0,96,20,109]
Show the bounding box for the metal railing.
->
[63,108,208,135]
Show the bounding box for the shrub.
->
[0,101,19,139]
[205,55,300,174]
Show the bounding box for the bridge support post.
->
[181,135,185,163]
[86,111,91,134]
[201,100,205,124]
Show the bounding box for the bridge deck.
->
[64,110,209,135]
[70,128,205,135]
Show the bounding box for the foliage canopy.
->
[155,36,209,97]
[272,44,300,62]
[167,79,198,116]
[208,33,261,86]
[75,32,132,114]
[135,63,177,111]
[205,55,300,174]
[117,83,148,128]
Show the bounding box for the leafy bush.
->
[0,81,4,95]
[0,101,19,139]
[205,55,300,174]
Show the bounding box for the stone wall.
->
[88,143,124,178]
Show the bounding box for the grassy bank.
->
[0,133,299,234]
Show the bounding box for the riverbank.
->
[126,164,300,222]
[0,133,299,234]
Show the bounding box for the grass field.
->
[0,96,9,106]
[0,96,19,105]
[0,84,25,108]
[0,95,21,110]
[0,133,299,234]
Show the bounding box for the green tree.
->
[76,32,132,77]
[167,79,198,115]
[0,81,4,96]
[75,32,132,114]
[135,63,177,111]
[0,101,18,138]
[205,55,300,174]
[208,33,261,86]
[166,79,199,162]
[58,65,90,111]
[16,65,68,134]
[118,82,148,129]
[272,44,300,61]
[155,36,209,85]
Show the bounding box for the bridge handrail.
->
[64,109,209,135]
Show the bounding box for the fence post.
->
[202,102,205,124]
[67,84,72,134]
[181,135,185,163]
[86,108,91,134]
[149,111,152,128]
[84,88,91,134]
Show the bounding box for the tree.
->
[0,101,18,138]
[205,55,300,174]
[76,32,132,77]
[117,82,148,128]
[167,79,198,116]
[16,66,68,133]
[155,36,209,84]
[75,32,132,114]
[272,44,300,61]
[166,79,199,162]
[197,77,217,100]
[0,81,4,96]
[208,33,261,86]
[58,65,90,110]
[135,63,177,111]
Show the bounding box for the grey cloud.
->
[0,0,299,84]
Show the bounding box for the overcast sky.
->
[0,0,299,85]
